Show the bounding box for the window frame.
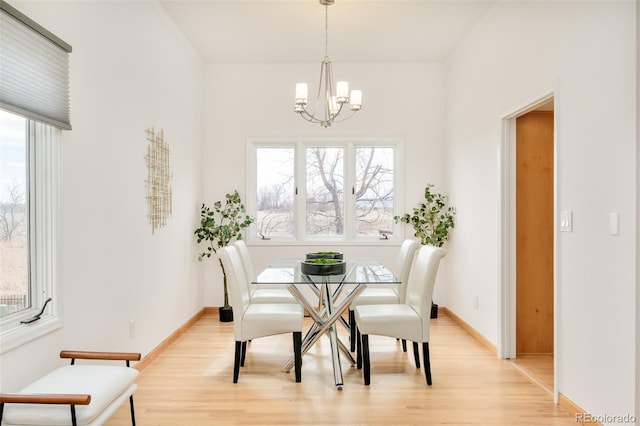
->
[246,137,404,245]
[0,118,62,354]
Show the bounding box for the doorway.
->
[513,108,554,394]
[499,94,556,398]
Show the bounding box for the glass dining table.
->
[253,258,400,389]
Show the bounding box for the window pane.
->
[256,147,295,237]
[355,147,394,236]
[306,147,344,236]
[0,109,29,317]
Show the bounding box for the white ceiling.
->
[158,0,495,64]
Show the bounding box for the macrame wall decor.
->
[145,127,172,234]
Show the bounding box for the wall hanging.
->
[145,127,172,233]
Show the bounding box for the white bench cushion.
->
[3,365,138,426]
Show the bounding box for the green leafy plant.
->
[304,258,342,264]
[394,184,455,247]
[195,190,254,309]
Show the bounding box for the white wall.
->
[0,1,205,391]
[202,62,448,306]
[446,0,636,421]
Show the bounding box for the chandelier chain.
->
[324,4,329,58]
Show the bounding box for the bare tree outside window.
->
[0,183,25,241]
[256,148,295,238]
[355,147,394,236]
[306,147,344,235]
[252,141,397,240]
[0,110,29,317]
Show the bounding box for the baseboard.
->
[440,307,497,356]
[440,309,599,424]
[135,308,207,371]
[558,393,603,425]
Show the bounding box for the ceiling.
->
[158,0,495,64]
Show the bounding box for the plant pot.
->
[219,306,233,322]
[430,302,438,319]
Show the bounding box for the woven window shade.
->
[0,1,71,130]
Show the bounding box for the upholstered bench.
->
[0,350,141,426]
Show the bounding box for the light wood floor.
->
[511,354,554,397]
[106,313,580,425]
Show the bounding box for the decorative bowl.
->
[305,251,344,260]
[301,258,346,276]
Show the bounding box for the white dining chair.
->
[218,245,303,383]
[354,244,445,385]
[348,239,420,352]
[231,240,297,304]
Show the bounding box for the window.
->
[0,0,70,353]
[0,109,62,353]
[247,138,403,243]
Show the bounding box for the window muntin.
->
[248,138,402,243]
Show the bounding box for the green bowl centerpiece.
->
[305,251,344,260]
[301,258,346,275]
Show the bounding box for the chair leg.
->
[349,309,356,352]
[129,395,136,426]
[356,327,362,369]
[362,334,371,385]
[293,331,302,383]
[402,339,407,352]
[240,341,247,367]
[412,342,421,368]
[233,341,242,383]
[423,342,432,385]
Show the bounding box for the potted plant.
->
[194,190,254,322]
[394,183,455,318]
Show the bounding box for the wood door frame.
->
[498,90,558,402]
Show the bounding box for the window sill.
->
[0,316,62,355]
[246,237,404,247]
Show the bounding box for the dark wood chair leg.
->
[293,331,302,383]
[349,309,356,352]
[402,339,407,352]
[356,327,362,369]
[362,334,370,385]
[240,341,247,367]
[412,341,421,368]
[423,342,432,385]
[233,341,242,383]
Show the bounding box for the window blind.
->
[0,1,72,130]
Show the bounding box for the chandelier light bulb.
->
[350,90,362,110]
[336,81,349,102]
[295,83,308,105]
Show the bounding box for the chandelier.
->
[294,0,362,128]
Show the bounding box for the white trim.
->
[498,89,558,402]
[0,120,62,354]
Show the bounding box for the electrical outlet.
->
[129,320,135,339]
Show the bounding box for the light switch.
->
[609,212,619,235]
[560,211,572,232]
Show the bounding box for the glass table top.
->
[253,258,400,285]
